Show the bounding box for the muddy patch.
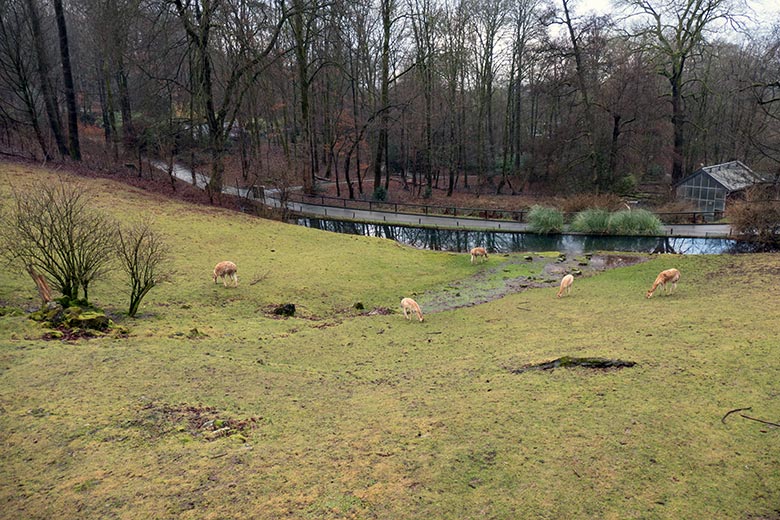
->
[508,356,637,373]
[419,253,649,313]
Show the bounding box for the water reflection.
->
[298,218,763,255]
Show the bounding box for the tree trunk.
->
[373,0,391,197]
[562,0,598,188]
[670,74,685,185]
[26,265,52,304]
[116,59,134,146]
[25,0,68,157]
[52,0,81,160]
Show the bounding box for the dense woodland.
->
[0,0,779,201]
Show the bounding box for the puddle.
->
[418,254,648,313]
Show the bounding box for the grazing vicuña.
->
[401,298,424,322]
[470,247,488,264]
[213,261,238,287]
[646,268,680,298]
[557,274,574,298]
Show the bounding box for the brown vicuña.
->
[646,268,680,298]
[470,247,488,264]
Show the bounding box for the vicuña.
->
[401,297,424,322]
[213,261,238,287]
[646,268,680,298]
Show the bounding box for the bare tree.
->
[169,0,290,198]
[25,0,69,157]
[372,0,397,200]
[0,180,115,305]
[621,0,746,184]
[469,0,509,192]
[0,0,50,158]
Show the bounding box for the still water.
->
[297,218,763,255]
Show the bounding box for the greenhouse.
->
[674,161,768,219]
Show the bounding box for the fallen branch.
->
[721,407,752,424]
[739,414,780,428]
[249,270,270,286]
[721,408,780,428]
[26,264,52,304]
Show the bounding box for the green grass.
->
[1,162,779,519]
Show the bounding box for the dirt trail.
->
[418,253,649,313]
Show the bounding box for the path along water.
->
[152,161,736,252]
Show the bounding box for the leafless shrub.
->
[0,179,115,304]
[116,219,169,317]
[728,186,780,243]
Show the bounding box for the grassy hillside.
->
[1,162,778,519]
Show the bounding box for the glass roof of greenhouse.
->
[676,161,770,192]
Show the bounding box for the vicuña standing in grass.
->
[470,247,488,264]
[213,261,238,287]
[557,274,574,298]
[646,268,680,298]
[401,298,424,322]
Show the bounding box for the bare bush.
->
[0,179,116,304]
[728,186,780,243]
[116,219,169,317]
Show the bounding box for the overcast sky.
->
[575,0,778,30]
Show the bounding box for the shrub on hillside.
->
[571,208,611,234]
[528,205,564,234]
[372,186,387,201]
[607,209,663,235]
[727,189,780,244]
[0,179,116,305]
[116,219,170,317]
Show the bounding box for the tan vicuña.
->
[213,261,238,287]
[401,297,424,322]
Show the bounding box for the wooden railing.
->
[281,192,726,225]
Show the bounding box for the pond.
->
[296,218,767,255]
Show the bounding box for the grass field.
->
[1,162,779,519]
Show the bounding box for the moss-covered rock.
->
[29,302,65,325]
[42,330,65,340]
[65,311,111,331]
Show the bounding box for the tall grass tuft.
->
[528,205,564,234]
[607,209,663,235]
[571,208,612,234]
